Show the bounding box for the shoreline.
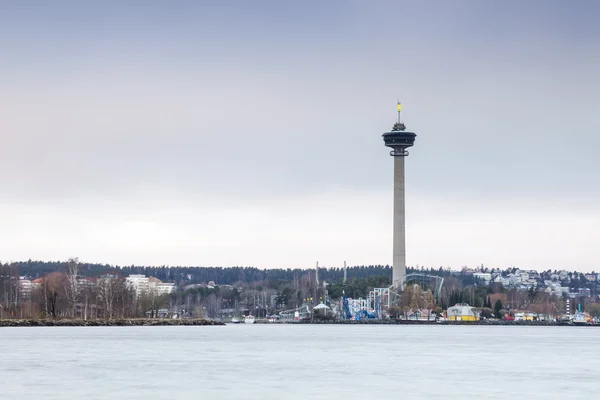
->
[2,319,596,327]
[0,318,225,327]
[290,319,599,326]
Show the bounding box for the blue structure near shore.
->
[355,310,377,321]
[342,296,352,320]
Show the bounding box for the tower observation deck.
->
[382,102,416,287]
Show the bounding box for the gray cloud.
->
[0,1,598,270]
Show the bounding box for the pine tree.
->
[494,299,503,316]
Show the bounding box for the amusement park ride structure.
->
[338,262,444,320]
[277,262,445,321]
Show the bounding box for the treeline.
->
[0,260,169,320]
[5,260,473,286]
[6,260,599,289]
[8,260,394,284]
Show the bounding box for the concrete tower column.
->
[393,155,406,287]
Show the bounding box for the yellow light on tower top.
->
[397,102,402,112]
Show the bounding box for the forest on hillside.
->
[5,259,483,287]
[5,260,596,294]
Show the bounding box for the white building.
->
[519,272,530,282]
[152,282,175,295]
[18,277,33,299]
[544,282,570,296]
[76,276,96,290]
[473,273,492,285]
[126,275,175,297]
[492,276,510,287]
[559,270,569,280]
[126,274,150,297]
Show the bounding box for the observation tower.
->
[382,102,416,287]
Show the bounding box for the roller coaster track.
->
[278,304,311,321]
[389,273,444,304]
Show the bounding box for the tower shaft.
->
[392,155,406,286]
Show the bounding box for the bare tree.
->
[409,285,425,310]
[424,289,436,321]
[40,272,67,318]
[65,257,80,317]
[80,285,98,320]
[0,263,19,318]
[388,306,402,318]
[97,276,117,319]
[112,278,135,318]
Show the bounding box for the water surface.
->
[0,325,597,399]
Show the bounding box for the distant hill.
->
[6,259,397,285]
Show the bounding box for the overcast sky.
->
[1,1,599,272]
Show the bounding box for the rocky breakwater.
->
[0,318,225,327]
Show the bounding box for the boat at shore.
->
[244,315,255,324]
[573,312,592,326]
[230,317,241,324]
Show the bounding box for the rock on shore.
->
[0,318,225,327]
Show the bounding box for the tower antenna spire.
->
[393,100,405,131]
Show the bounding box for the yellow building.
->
[514,312,537,321]
[446,303,480,321]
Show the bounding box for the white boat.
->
[244,315,255,324]
[230,317,241,324]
